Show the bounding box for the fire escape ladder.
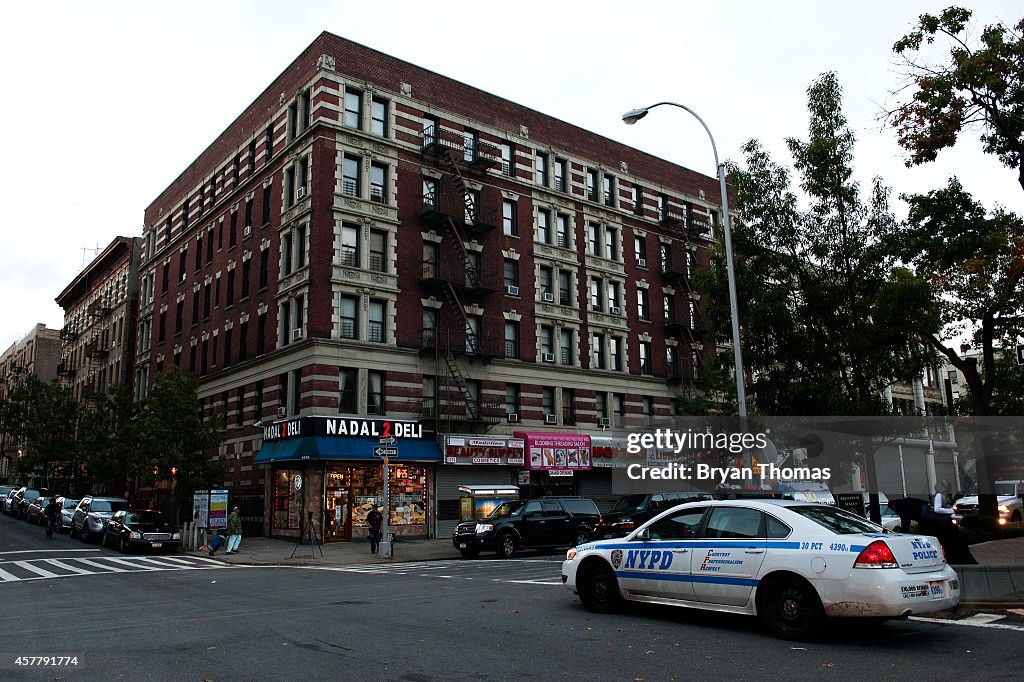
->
[438,149,478,226]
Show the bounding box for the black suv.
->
[452,497,602,559]
[595,492,711,539]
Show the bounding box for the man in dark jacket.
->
[44,496,61,538]
[367,505,384,553]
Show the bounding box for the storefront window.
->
[389,465,427,526]
[273,469,302,530]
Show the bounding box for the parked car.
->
[452,496,602,559]
[13,488,44,520]
[102,509,182,554]
[562,499,959,640]
[26,496,52,526]
[58,498,80,533]
[953,480,1024,525]
[596,493,712,539]
[0,485,18,513]
[71,496,129,542]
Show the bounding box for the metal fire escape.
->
[417,125,503,430]
[659,202,712,398]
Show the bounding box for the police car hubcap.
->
[780,590,804,621]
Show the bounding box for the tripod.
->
[290,511,324,559]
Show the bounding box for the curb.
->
[952,563,1024,605]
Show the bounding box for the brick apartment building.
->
[0,324,62,482]
[55,236,142,406]
[135,32,723,541]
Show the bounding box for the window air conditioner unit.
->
[277,407,287,417]
[610,306,621,315]
[507,413,520,423]
[291,328,303,341]
[505,285,520,296]
[243,225,252,239]
[542,292,554,303]
[544,414,557,425]
[542,352,555,363]
[296,186,307,200]
[637,258,647,268]
[598,417,610,428]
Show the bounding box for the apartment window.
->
[369,163,387,203]
[252,315,261,356]
[282,233,293,276]
[284,167,295,209]
[339,296,357,339]
[422,177,438,208]
[562,388,576,425]
[503,259,519,290]
[607,281,620,313]
[259,249,269,290]
[639,341,652,375]
[192,292,200,325]
[179,249,187,279]
[632,185,643,215]
[638,288,650,320]
[342,156,360,197]
[634,235,647,266]
[611,337,623,371]
[603,175,616,207]
[556,214,571,249]
[369,230,387,273]
[162,263,169,294]
[690,299,700,329]
[465,379,482,420]
[542,387,555,420]
[605,227,619,261]
[558,271,572,306]
[660,243,671,272]
[423,309,438,347]
[667,346,678,378]
[643,396,654,424]
[613,393,625,427]
[465,189,480,226]
[586,168,598,202]
[500,143,514,176]
[365,371,385,415]
[538,266,553,300]
[341,223,359,267]
[280,301,291,346]
[241,260,251,298]
[536,209,552,244]
[588,223,601,257]
[175,300,183,334]
[463,128,478,162]
[423,242,439,279]
[295,225,306,269]
[240,320,250,360]
[290,368,302,415]
[559,328,573,366]
[595,393,608,421]
[370,98,387,137]
[262,184,272,225]
[265,124,274,162]
[534,151,549,186]
[226,270,235,307]
[590,278,603,312]
[505,384,520,416]
[368,299,386,343]
[200,340,208,374]
[422,115,438,146]
[465,252,481,289]
[502,199,517,236]
[466,315,481,354]
[591,333,606,370]
[206,228,214,263]
[224,329,232,367]
[203,283,211,320]
[339,368,357,413]
[293,294,305,338]
[158,311,166,343]
[229,212,238,248]
[344,90,362,129]
[297,157,309,198]
[504,321,519,359]
[540,325,554,356]
[554,158,567,192]
[244,200,254,232]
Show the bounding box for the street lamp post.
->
[622,102,747,417]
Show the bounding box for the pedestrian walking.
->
[367,504,384,553]
[44,496,61,539]
[225,507,243,554]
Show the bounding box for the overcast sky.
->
[1,0,1020,349]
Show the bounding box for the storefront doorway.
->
[322,463,429,541]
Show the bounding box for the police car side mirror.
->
[634,528,651,541]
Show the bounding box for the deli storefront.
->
[254,416,440,542]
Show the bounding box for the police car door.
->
[690,506,767,607]
[617,506,707,602]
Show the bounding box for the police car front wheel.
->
[756,575,825,641]
[577,562,622,614]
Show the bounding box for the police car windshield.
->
[790,505,884,534]
[487,501,524,518]
[610,495,647,513]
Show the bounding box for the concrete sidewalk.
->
[196,535,457,566]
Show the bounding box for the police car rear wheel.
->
[757,576,824,640]
[577,563,622,614]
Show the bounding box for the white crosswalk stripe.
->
[0,554,240,583]
[294,557,564,586]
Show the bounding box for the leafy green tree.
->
[136,367,224,499]
[890,6,1024,191]
[2,376,82,492]
[78,384,144,495]
[697,72,935,416]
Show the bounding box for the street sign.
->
[378,436,397,445]
[374,447,398,457]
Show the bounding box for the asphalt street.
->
[2,514,1022,681]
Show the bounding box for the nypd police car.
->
[562,499,959,639]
